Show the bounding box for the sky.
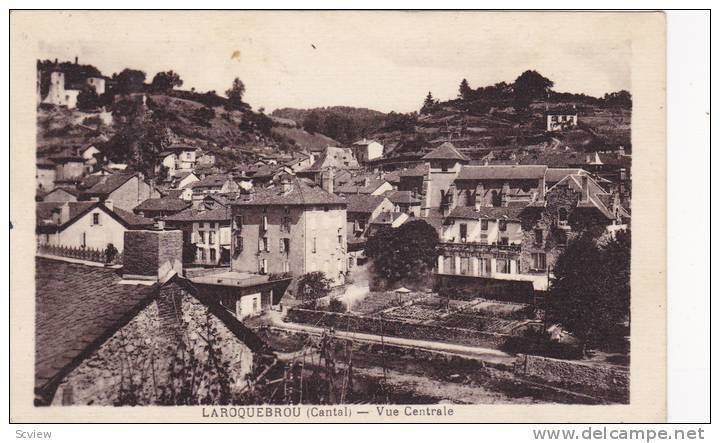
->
[32,11,632,113]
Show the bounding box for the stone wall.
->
[123,230,183,279]
[515,353,629,403]
[285,308,513,350]
[52,282,254,406]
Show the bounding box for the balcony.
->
[438,241,520,255]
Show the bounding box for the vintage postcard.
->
[10,10,666,423]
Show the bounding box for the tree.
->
[114,68,147,94]
[420,91,437,115]
[151,70,183,93]
[603,90,632,108]
[77,86,101,111]
[297,271,332,304]
[513,70,554,111]
[303,110,321,134]
[546,231,631,354]
[365,220,439,285]
[225,77,246,110]
[458,78,473,100]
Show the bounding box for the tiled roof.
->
[43,186,79,198]
[164,207,231,222]
[36,201,153,229]
[371,211,405,225]
[35,257,159,399]
[343,194,388,214]
[231,177,346,207]
[190,174,233,189]
[335,175,389,195]
[447,205,525,221]
[133,197,192,213]
[36,202,95,226]
[398,164,429,177]
[37,157,56,168]
[544,168,587,184]
[79,173,136,196]
[455,165,547,181]
[112,207,155,227]
[385,190,421,205]
[422,142,470,161]
[382,170,401,184]
[163,189,185,199]
[549,174,615,219]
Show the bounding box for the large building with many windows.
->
[229,177,348,286]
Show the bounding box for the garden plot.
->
[466,299,536,320]
[350,291,428,315]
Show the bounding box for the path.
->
[265,310,515,366]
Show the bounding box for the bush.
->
[326,298,347,313]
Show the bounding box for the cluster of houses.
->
[33,99,631,405]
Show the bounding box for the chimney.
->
[74,56,78,64]
[122,230,183,281]
[321,168,334,194]
[281,176,292,193]
[104,200,113,212]
[580,175,589,202]
[59,202,71,224]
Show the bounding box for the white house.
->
[352,138,384,163]
[36,201,153,253]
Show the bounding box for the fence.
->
[37,243,123,265]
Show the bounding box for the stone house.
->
[229,176,348,286]
[36,201,153,252]
[78,173,161,212]
[517,173,629,277]
[308,146,360,170]
[34,230,275,406]
[452,165,547,209]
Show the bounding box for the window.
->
[557,230,568,245]
[200,248,207,261]
[234,235,244,252]
[283,261,290,273]
[491,190,501,207]
[499,220,507,232]
[312,236,317,253]
[496,258,510,274]
[558,207,569,226]
[337,228,343,245]
[460,257,470,275]
[323,206,329,212]
[281,216,291,232]
[499,237,509,246]
[534,229,544,245]
[92,213,100,225]
[479,258,490,275]
[234,215,244,231]
[532,252,547,270]
[210,248,217,262]
[481,219,489,230]
[209,231,216,245]
[199,231,206,244]
[263,237,269,252]
[261,215,268,232]
[81,232,86,248]
[259,259,268,274]
[459,223,468,242]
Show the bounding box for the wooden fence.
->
[37,243,123,265]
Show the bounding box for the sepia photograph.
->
[9,9,672,423]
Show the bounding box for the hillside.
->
[36,92,345,173]
[272,106,387,145]
[366,97,631,162]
